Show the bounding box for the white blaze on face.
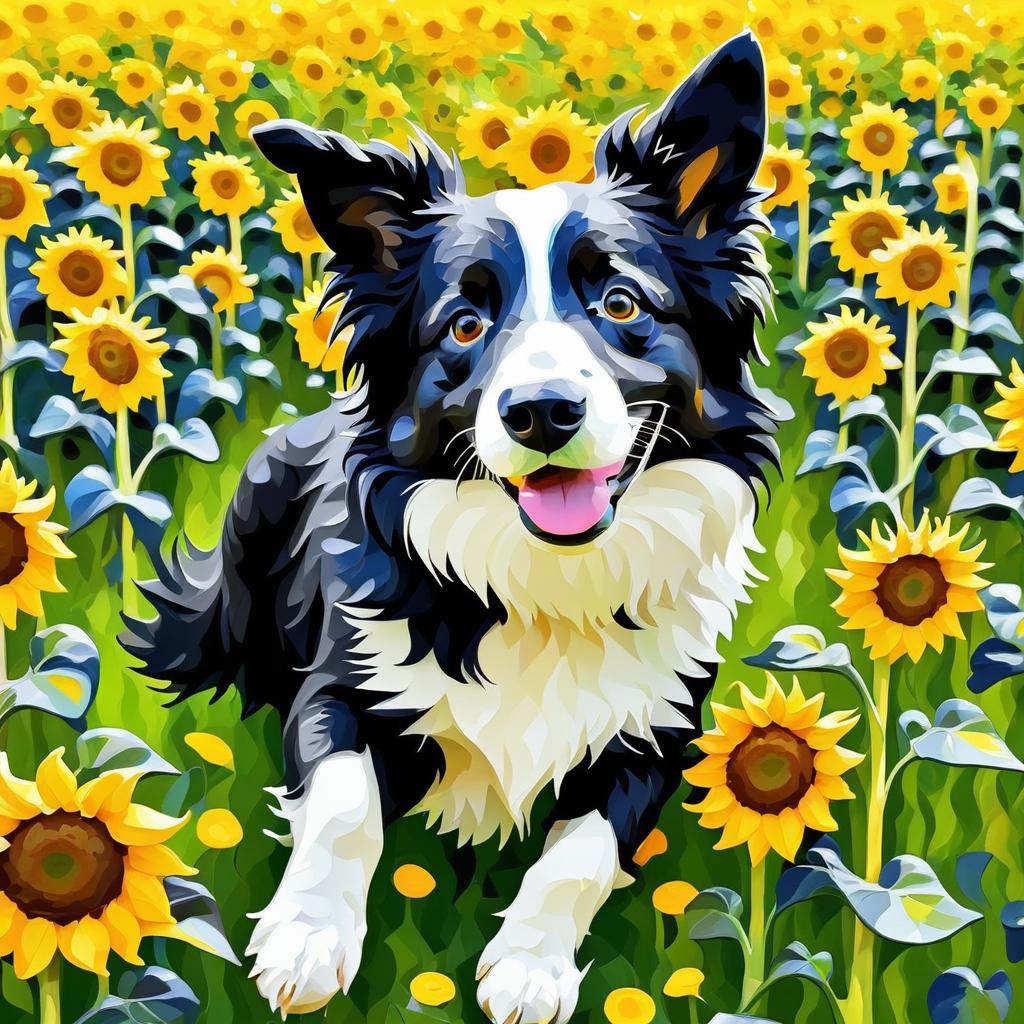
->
[474,185,632,480]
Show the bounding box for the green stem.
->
[228,213,243,261]
[836,401,849,454]
[120,204,136,301]
[871,170,884,199]
[934,84,945,139]
[897,306,919,524]
[116,407,138,618]
[94,973,110,1007]
[741,855,767,1008]
[0,620,6,687]
[980,127,993,187]
[0,236,16,439]
[211,314,224,379]
[38,958,61,1024]
[796,193,810,294]
[301,250,313,293]
[852,270,865,293]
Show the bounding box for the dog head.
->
[254,32,775,547]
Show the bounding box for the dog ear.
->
[251,119,458,275]
[595,32,766,233]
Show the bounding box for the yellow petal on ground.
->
[632,827,668,867]
[106,804,190,846]
[392,863,436,898]
[196,808,243,849]
[57,916,111,977]
[127,843,198,878]
[121,869,174,924]
[183,732,235,768]
[102,900,143,965]
[35,748,78,812]
[663,967,704,998]
[652,880,698,915]
[13,917,57,979]
[799,786,839,832]
[409,971,456,1007]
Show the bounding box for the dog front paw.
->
[476,942,583,1024]
[246,896,365,1015]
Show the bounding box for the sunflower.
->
[756,144,814,213]
[963,80,1012,131]
[269,189,329,257]
[181,246,257,313]
[900,58,940,102]
[935,31,979,73]
[933,166,969,214]
[28,76,102,147]
[0,58,40,110]
[235,99,279,139]
[288,278,351,373]
[292,45,343,93]
[30,226,128,315]
[819,95,845,120]
[638,47,686,93]
[456,102,517,169]
[53,305,170,415]
[842,101,916,175]
[873,223,965,310]
[987,359,1024,471]
[683,675,863,864]
[0,460,72,628]
[848,14,898,54]
[0,154,49,241]
[330,13,382,62]
[765,57,811,116]
[829,514,990,663]
[56,34,110,80]
[64,116,170,210]
[796,305,900,402]
[822,192,909,276]
[202,54,250,102]
[0,747,202,978]
[503,101,599,189]
[564,37,616,84]
[161,77,219,145]
[814,49,857,93]
[110,59,163,107]
[189,153,264,218]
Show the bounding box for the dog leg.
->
[476,811,623,1024]
[246,749,383,1015]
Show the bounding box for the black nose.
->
[498,383,587,455]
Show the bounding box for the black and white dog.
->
[124,32,776,1022]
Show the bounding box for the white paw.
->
[476,940,583,1024]
[246,894,365,1015]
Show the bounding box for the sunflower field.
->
[1,2,1024,1023]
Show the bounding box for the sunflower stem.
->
[38,957,61,1024]
[228,212,243,262]
[94,974,110,1008]
[211,314,224,380]
[897,306,919,523]
[870,170,884,199]
[796,193,810,294]
[741,855,767,1008]
[980,127,993,187]
[836,401,849,454]
[852,270,864,293]
[119,203,136,301]
[116,406,138,618]
[301,250,313,293]
[0,237,16,440]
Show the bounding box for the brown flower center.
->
[481,118,510,151]
[306,62,324,81]
[23,4,47,24]
[211,169,240,198]
[220,71,237,87]
[8,72,28,94]
[901,245,943,291]
[850,212,899,257]
[293,207,318,241]
[947,42,964,58]
[100,142,143,187]
[0,176,27,220]
[769,161,792,196]
[863,123,895,156]
[193,266,234,303]
[350,27,366,44]
[179,100,202,123]
[530,132,571,174]
[126,71,145,89]
[768,78,791,99]
[0,512,29,585]
[636,22,656,41]
[53,97,84,129]
[58,250,105,297]
[864,25,886,44]
[876,554,948,625]
[978,96,998,116]
[423,19,443,39]
[87,327,140,385]
[824,329,871,377]
[830,66,844,80]
[378,100,396,118]
[915,75,929,88]
[0,812,126,924]
[726,724,816,814]
[803,26,820,44]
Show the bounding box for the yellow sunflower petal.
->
[682,755,729,787]
[57,916,111,976]
[121,869,174,924]
[102,900,144,965]
[814,746,865,775]
[127,844,199,878]
[35,748,79,812]
[106,804,190,847]
[14,917,57,979]
[798,786,839,832]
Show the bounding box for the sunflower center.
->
[830,67,844,79]
[87,327,140,385]
[378,100,396,118]
[293,207,318,240]
[58,251,105,297]
[0,176,27,220]
[851,212,899,258]
[530,132,571,174]
[350,27,366,44]
[8,72,28,94]
[0,512,29,585]
[193,266,234,303]
[768,162,792,196]
[947,42,964,58]
[823,329,871,377]
[53,97,84,129]
[901,245,943,291]
[306,62,324,81]
[0,812,126,924]
[864,25,886,44]
[978,96,998,115]
[915,75,929,87]
[211,169,240,198]
[481,118,510,150]
[863,123,895,156]
[875,554,948,626]
[220,70,237,87]
[100,142,143,187]
[726,724,815,814]
[768,78,790,99]
[127,71,145,89]
[179,101,202,123]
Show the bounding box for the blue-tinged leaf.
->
[841,395,897,431]
[762,942,833,990]
[927,348,1001,380]
[950,479,1024,524]
[969,310,1022,345]
[32,395,116,468]
[903,699,1024,772]
[0,339,64,375]
[979,584,1024,645]
[968,638,1024,694]
[75,727,178,785]
[65,465,120,533]
[955,852,993,908]
[985,208,1024,234]
[135,224,186,251]
[1002,902,1024,963]
[744,624,866,691]
[831,469,898,531]
[928,967,1012,1023]
[237,355,281,387]
[0,624,99,728]
[709,1016,782,1024]
[72,966,200,1024]
[164,877,241,965]
[797,430,840,475]
[221,326,261,353]
[916,406,993,457]
[151,419,219,464]
[176,368,243,421]
[684,887,746,945]
[146,273,213,322]
[977,231,1016,257]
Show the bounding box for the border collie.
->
[123,32,775,1022]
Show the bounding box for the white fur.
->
[476,811,623,1024]
[247,751,383,1015]
[345,458,760,845]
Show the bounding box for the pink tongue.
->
[518,463,623,537]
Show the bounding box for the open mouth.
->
[503,461,627,545]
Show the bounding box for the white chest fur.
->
[343,460,761,846]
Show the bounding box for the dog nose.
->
[498,382,587,455]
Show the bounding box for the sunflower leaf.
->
[75,727,178,784]
[949,478,1024,525]
[708,1016,783,1024]
[71,965,200,1024]
[764,942,833,987]
[1001,902,1024,963]
[145,273,213,325]
[163,877,241,965]
[149,419,220,465]
[744,623,867,695]
[175,368,244,421]
[32,395,116,469]
[903,699,1024,772]
[927,967,1012,1024]
[684,887,747,946]
[916,405,994,457]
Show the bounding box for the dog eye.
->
[451,313,484,346]
[602,289,640,323]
